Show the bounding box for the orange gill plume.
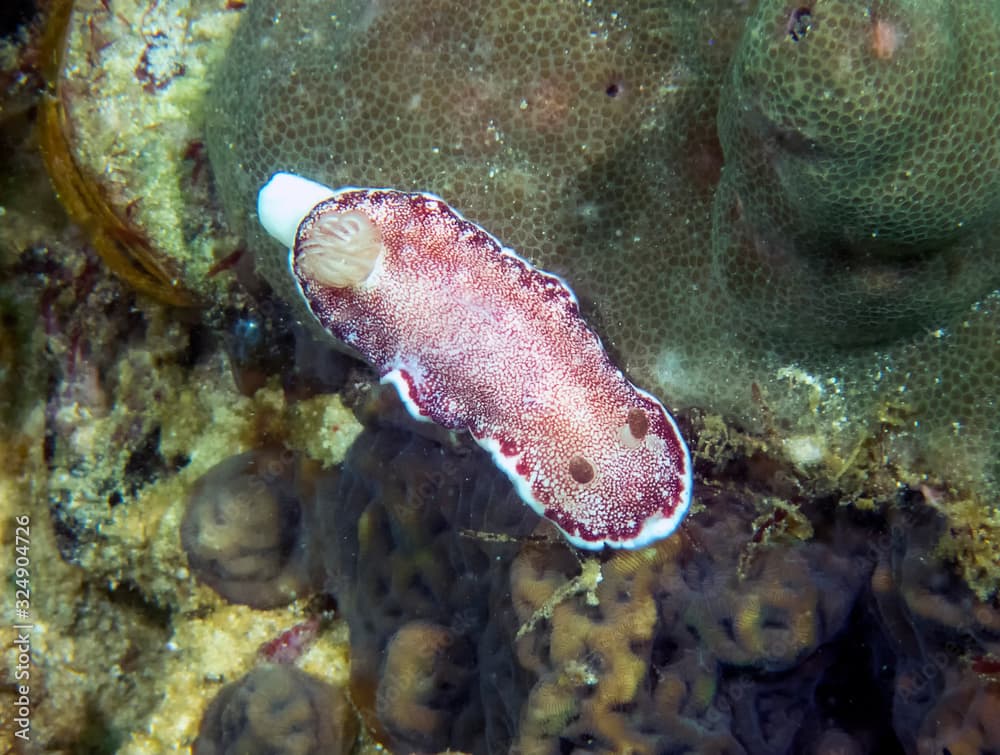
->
[297,208,384,288]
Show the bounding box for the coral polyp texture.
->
[205,0,1000,509]
[258,173,691,549]
[715,0,1000,346]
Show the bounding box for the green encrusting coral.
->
[716,0,1000,346]
[206,0,1000,559]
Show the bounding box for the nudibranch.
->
[257,172,692,550]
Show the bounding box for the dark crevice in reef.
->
[0,0,36,39]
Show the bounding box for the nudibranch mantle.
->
[258,172,692,550]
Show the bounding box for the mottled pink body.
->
[258,617,320,664]
[282,184,691,549]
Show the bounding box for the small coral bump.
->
[194,664,358,755]
[180,449,317,609]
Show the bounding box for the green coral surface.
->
[206,0,1000,510]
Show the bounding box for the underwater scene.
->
[2,0,1000,752]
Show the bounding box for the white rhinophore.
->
[257,172,336,248]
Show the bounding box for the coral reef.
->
[916,671,1000,754]
[194,663,359,755]
[5,0,1000,753]
[0,128,361,750]
[867,499,1000,752]
[314,426,1000,753]
[507,494,878,754]
[377,620,477,752]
